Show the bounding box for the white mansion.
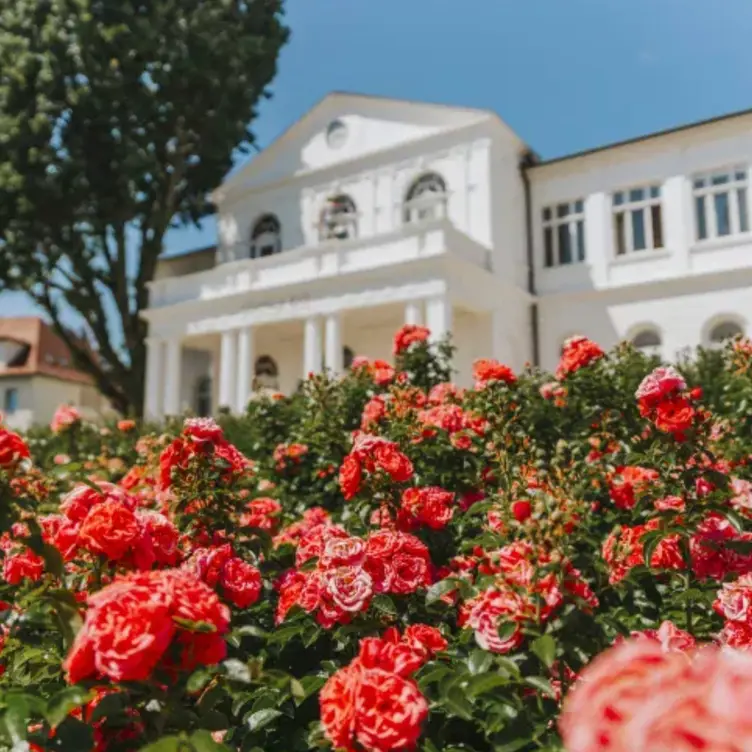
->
[142,92,752,419]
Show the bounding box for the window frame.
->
[250,214,282,259]
[541,200,586,268]
[319,195,358,242]
[708,319,744,347]
[630,327,663,357]
[692,166,750,242]
[3,388,18,415]
[403,172,448,224]
[612,185,664,256]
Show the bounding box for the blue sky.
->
[4,0,752,316]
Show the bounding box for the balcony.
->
[147,218,490,310]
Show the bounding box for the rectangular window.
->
[3,388,18,415]
[541,200,586,268]
[612,185,663,255]
[693,167,749,241]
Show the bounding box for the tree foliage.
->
[0,0,289,415]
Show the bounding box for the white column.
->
[163,339,182,416]
[324,314,343,374]
[219,330,237,410]
[425,295,453,343]
[584,192,610,288]
[303,316,323,378]
[405,301,424,326]
[235,326,255,412]
[144,338,163,421]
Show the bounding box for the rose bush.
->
[0,328,752,749]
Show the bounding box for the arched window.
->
[250,214,282,258]
[320,195,357,241]
[343,346,355,369]
[709,320,744,346]
[194,376,212,417]
[631,328,662,357]
[254,355,279,391]
[404,172,447,223]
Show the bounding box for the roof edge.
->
[532,106,752,168]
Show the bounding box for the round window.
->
[326,119,348,149]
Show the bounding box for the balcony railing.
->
[148,218,490,310]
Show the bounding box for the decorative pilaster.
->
[163,339,182,417]
[144,338,163,421]
[219,330,237,410]
[303,316,323,378]
[324,314,343,375]
[235,326,255,413]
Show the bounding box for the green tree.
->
[0,0,289,415]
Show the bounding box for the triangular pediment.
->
[217,92,517,198]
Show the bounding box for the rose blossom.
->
[51,404,81,433]
[323,566,373,613]
[0,428,30,470]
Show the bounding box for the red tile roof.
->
[0,318,94,385]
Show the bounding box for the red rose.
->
[139,511,181,566]
[221,558,262,609]
[3,549,44,585]
[320,536,366,568]
[393,324,430,355]
[403,624,447,657]
[0,428,30,470]
[320,661,361,750]
[240,497,282,531]
[390,552,430,595]
[653,397,696,436]
[78,502,150,564]
[472,358,517,388]
[555,336,604,380]
[338,455,362,500]
[64,575,174,683]
[64,569,231,684]
[373,445,413,483]
[322,565,373,613]
[510,500,532,522]
[354,669,428,752]
[50,404,81,433]
[182,416,224,443]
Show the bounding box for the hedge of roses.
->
[1,329,752,750]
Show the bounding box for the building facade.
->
[0,318,109,431]
[141,92,752,419]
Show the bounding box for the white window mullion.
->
[625,208,634,253]
[730,186,741,236]
[707,189,718,239]
[645,205,654,250]
[568,218,577,263]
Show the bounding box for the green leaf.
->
[466,673,509,697]
[187,668,212,694]
[497,620,518,642]
[223,659,251,684]
[173,617,217,633]
[138,737,182,752]
[425,578,459,605]
[442,687,473,720]
[524,676,557,699]
[41,543,64,578]
[468,649,493,675]
[531,634,557,669]
[46,686,94,728]
[2,695,29,743]
[266,624,305,645]
[371,594,398,615]
[247,708,283,732]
